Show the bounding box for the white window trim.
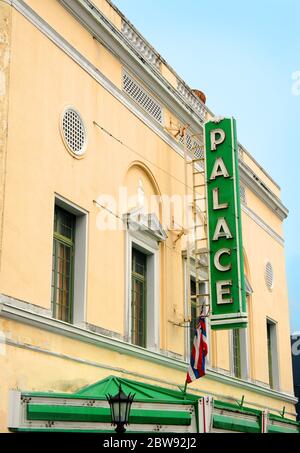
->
[266,317,280,390]
[125,228,160,351]
[54,194,88,326]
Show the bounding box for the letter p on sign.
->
[210,128,226,151]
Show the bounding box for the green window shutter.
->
[233,329,241,378]
[267,322,274,388]
[51,206,75,324]
[131,249,147,347]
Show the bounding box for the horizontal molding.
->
[242,204,285,246]
[207,367,297,405]
[5,337,298,418]
[0,296,297,405]
[58,0,205,131]
[59,0,286,216]
[11,0,185,158]
[239,161,288,220]
[2,0,293,411]
[238,143,281,191]
[10,0,287,220]
[120,19,161,71]
[0,298,187,371]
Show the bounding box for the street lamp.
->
[106,384,135,434]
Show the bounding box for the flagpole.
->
[183,380,188,396]
[183,126,190,401]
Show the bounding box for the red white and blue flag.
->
[186,316,208,383]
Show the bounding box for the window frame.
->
[125,228,160,351]
[51,195,88,325]
[230,327,249,380]
[266,318,280,390]
[131,248,147,348]
[52,206,75,324]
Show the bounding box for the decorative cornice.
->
[115,2,207,122]
[124,211,168,242]
[11,0,287,220]
[121,19,161,71]
[0,296,297,405]
[239,160,288,220]
[241,204,285,246]
[238,143,281,191]
[11,0,186,154]
[58,0,206,130]
[59,0,288,219]
[177,81,206,122]
[238,145,245,160]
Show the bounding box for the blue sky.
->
[113,0,300,332]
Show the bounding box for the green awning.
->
[10,375,300,433]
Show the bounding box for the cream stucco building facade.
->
[0,0,298,433]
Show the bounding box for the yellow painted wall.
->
[24,0,122,89]
[0,318,296,432]
[0,1,11,272]
[245,186,283,236]
[0,0,296,432]
[91,0,122,30]
[243,151,281,198]
[242,209,292,390]
[0,6,189,339]
[161,64,178,89]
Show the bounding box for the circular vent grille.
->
[265,262,274,290]
[61,108,87,156]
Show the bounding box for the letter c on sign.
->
[210,129,226,151]
[214,248,231,272]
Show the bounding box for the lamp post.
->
[106,384,135,434]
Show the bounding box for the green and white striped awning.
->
[8,375,300,434]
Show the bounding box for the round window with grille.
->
[265,262,274,290]
[60,107,87,157]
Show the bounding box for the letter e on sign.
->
[216,280,233,305]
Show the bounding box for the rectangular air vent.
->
[179,133,204,165]
[240,184,246,204]
[122,72,163,124]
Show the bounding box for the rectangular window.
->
[266,320,279,389]
[51,206,75,323]
[266,319,280,390]
[232,329,242,378]
[267,323,273,388]
[131,248,147,347]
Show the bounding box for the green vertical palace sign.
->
[205,118,247,330]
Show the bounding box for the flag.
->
[186,316,208,383]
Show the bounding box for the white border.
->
[59,106,87,158]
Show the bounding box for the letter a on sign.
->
[205,118,247,330]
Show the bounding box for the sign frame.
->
[205,117,247,330]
